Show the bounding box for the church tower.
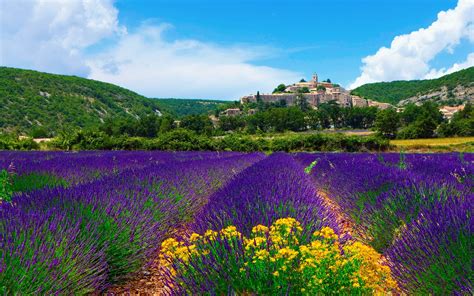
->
[312,73,318,83]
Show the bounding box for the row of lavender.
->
[0,151,244,187]
[294,152,473,294]
[0,151,264,294]
[163,153,341,293]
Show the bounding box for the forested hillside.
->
[351,67,474,105]
[154,98,234,117]
[0,67,163,135]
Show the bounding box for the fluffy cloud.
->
[86,25,300,100]
[0,0,299,99]
[350,0,474,89]
[424,52,474,78]
[0,0,124,75]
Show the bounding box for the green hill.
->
[351,67,474,105]
[154,98,234,118]
[0,67,163,135]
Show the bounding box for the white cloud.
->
[424,53,474,79]
[350,0,474,89]
[0,0,300,100]
[86,25,301,100]
[0,0,123,75]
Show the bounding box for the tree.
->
[346,107,378,129]
[318,101,341,128]
[297,87,310,93]
[219,116,245,132]
[159,115,175,133]
[180,115,213,135]
[374,108,400,139]
[437,103,474,137]
[264,107,306,132]
[135,115,161,137]
[398,116,438,139]
[398,102,444,139]
[299,78,306,82]
[246,112,266,134]
[29,126,50,138]
[317,85,326,91]
[400,104,419,125]
[272,84,287,93]
[295,93,310,112]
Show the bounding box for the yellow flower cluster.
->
[313,226,338,240]
[160,218,398,294]
[343,242,399,293]
[159,237,196,276]
[269,217,303,245]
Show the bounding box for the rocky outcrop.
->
[398,84,474,106]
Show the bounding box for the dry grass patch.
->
[391,137,474,147]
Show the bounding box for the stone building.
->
[439,105,465,120]
[221,108,242,116]
[351,96,368,107]
[367,100,392,110]
[240,73,396,110]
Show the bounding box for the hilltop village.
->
[240,74,392,110]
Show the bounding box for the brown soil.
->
[104,227,192,296]
[317,190,364,240]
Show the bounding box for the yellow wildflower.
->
[204,229,218,240]
[189,233,201,242]
[252,224,269,234]
[220,225,241,239]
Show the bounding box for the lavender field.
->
[0,151,472,295]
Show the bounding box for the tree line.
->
[374,102,473,139]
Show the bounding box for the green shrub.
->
[0,169,13,202]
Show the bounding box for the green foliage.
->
[397,102,445,139]
[218,115,246,132]
[272,83,287,94]
[437,103,474,137]
[154,98,232,117]
[100,115,175,138]
[29,126,51,138]
[47,129,389,152]
[0,67,163,134]
[180,114,214,135]
[351,67,474,105]
[297,87,310,93]
[145,129,215,151]
[317,85,326,91]
[304,160,318,174]
[0,134,39,150]
[245,107,307,133]
[0,169,13,202]
[374,108,400,139]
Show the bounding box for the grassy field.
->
[391,137,474,152]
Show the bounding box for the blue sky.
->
[1,0,473,100]
[115,0,459,85]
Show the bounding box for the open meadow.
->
[0,151,472,295]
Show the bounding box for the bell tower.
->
[312,73,318,83]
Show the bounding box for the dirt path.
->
[105,226,192,296]
[317,190,363,241]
